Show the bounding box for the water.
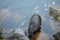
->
[0,0,60,40]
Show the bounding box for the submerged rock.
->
[53,32,60,40]
[0,28,29,40]
[49,5,60,23]
[8,28,29,40]
[0,28,3,39]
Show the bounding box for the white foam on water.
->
[52,1,55,5]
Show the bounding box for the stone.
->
[53,32,60,40]
[49,5,60,23]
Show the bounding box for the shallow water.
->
[0,0,60,40]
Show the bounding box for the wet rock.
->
[0,28,29,40]
[53,32,60,40]
[8,28,29,40]
[49,5,60,23]
[0,28,3,39]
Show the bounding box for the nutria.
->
[28,14,42,40]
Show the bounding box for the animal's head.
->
[28,14,42,37]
